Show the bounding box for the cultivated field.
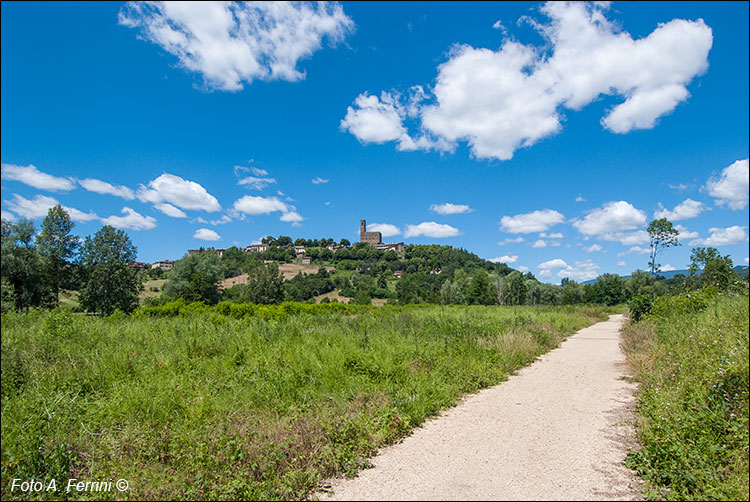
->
[219,263,336,290]
[1,303,613,500]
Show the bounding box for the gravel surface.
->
[317,314,642,501]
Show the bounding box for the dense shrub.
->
[628,294,653,322]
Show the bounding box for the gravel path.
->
[318,314,642,501]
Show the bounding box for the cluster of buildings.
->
[360,220,406,254]
[148,219,405,270]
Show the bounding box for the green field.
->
[1,303,612,500]
[622,293,749,500]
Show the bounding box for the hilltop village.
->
[147,220,405,271]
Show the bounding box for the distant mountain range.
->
[581,266,749,285]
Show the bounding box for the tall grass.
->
[2,304,610,500]
[622,294,749,500]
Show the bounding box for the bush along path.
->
[318,314,642,501]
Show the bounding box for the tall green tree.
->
[501,271,527,305]
[688,247,738,291]
[464,269,498,305]
[1,218,45,311]
[647,218,680,275]
[163,250,223,304]
[238,260,284,304]
[36,205,79,306]
[79,225,142,315]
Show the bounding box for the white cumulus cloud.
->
[1,163,75,192]
[193,228,221,241]
[498,237,524,246]
[557,259,601,282]
[79,178,135,200]
[119,1,354,91]
[343,2,712,161]
[430,203,473,215]
[233,195,289,215]
[500,209,565,234]
[101,207,157,231]
[532,239,547,248]
[490,255,518,264]
[689,226,748,247]
[599,230,651,246]
[584,244,602,253]
[137,173,220,212]
[367,223,401,237]
[404,222,461,238]
[312,177,329,184]
[705,158,749,210]
[675,224,700,240]
[573,201,646,236]
[654,198,704,220]
[154,203,187,218]
[539,258,568,270]
[617,246,650,257]
[4,194,97,223]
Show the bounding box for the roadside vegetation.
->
[2,303,613,500]
[623,260,749,500]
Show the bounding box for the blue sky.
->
[2,1,748,283]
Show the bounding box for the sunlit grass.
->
[2,303,612,500]
[622,294,749,501]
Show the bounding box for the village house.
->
[373,242,406,254]
[244,243,269,253]
[327,243,343,252]
[294,245,306,256]
[151,260,176,271]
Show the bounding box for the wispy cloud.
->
[119,1,354,91]
[238,176,277,190]
[80,178,135,200]
[1,163,75,192]
[5,194,97,222]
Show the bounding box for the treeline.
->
[3,211,746,314]
[2,207,142,315]
[153,239,746,308]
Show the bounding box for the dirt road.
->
[318,314,641,501]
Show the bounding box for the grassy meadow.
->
[622,293,749,500]
[2,303,613,500]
